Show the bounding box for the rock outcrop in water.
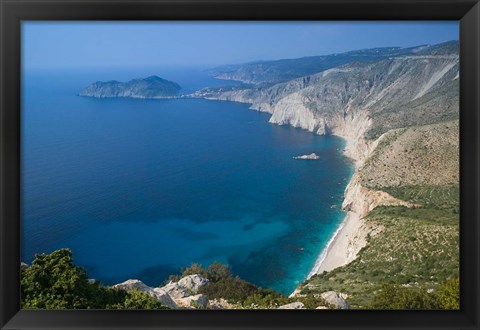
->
[293,153,320,160]
[79,75,181,99]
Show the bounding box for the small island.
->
[79,75,181,99]
[293,153,320,160]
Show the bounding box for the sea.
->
[21,66,354,295]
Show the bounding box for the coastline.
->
[307,210,362,278]
[196,88,376,286]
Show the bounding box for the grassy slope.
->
[302,205,458,308]
[300,120,459,309]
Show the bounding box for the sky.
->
[22,21,458,70]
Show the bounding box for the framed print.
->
[1,0,479,329]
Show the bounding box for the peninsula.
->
[79,75,181,99]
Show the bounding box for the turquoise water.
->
[21,68,353,295]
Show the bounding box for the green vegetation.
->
[381,184,459,210]
[21,249,167,309]
[122,290,166,309]
[370,277,459,309]
[436,277,460,309]
[167,262,328,308]
[169,262,290,308]
[301,204,459,309]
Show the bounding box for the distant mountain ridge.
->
[206,41,458,85]
[79,75,181,99]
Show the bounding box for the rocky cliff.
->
[198,41,459,271]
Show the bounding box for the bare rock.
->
[320,291,349,309]
[277,302,305,309]
[176,294,208,309]
[158,274,209,305]
[113,279,177,309]
[113,279,153,292]
[177,274,209,294]
[151,288,178,309]
[158,281,190,300]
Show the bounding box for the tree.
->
[21,248,167,309]
[207,262,232,283]
[22,249,102,309]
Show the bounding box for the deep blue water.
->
[21,67,353,295]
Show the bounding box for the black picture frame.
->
[1,0,479,329]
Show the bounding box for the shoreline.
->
[307,210,362,278]
[196,89,372,286]
[306,131,369,279]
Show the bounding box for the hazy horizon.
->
[23,21,458,70]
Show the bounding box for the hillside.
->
[206,44,437,85]
[300,119,459,308]
[198,40,460,309]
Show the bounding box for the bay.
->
[21,67,353,295]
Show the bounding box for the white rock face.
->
[158,274,209,299]
[177,274,209,293]
[277,302,305,309]
[151,288,178,309]
[112,279,177,309]
[177,294,209,309]
[159,281,191,300]
[112,279,153,292]
[269,92,322,133]
[157,274,210,308]
[320,291,349,309]
[342,173,417,218]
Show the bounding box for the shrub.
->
[242,293,291,309]
[199,276,260,303]
[122,290,168,310]
[206,262,232,282]
[436,277,459,309]
[370,284,437,309]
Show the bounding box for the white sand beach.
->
[308,211,365,277]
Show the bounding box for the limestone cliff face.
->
[205,44,458,222]
[342,173,417,218]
